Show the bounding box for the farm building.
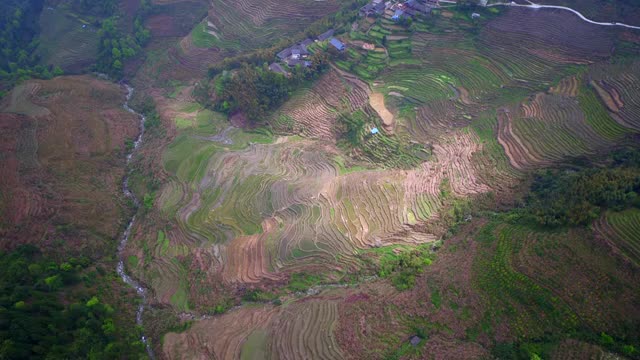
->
[329,38,345,51]
[392,9,406,21]
[403,0,435,16]
[273,39,313,71]
[277,48,292,61]
[360,0,387,17]
[286,59,312,68]
[410,336,421,346]
[317,29,334,42]
[269,63,288,75]
[277,38,311,60]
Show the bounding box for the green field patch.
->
[241,329,268,360]
[36,8,99,70]
[163,135,219,183]
[157,230,169,255]
[127,255,138,270]
[167,88,184,100]
[362,244,434,290]
[604,208,640,265]
[333,155,370,175]
[407,210,417,225]
[474,223,578,338]
[169,258,190,312]
[174,116,193,129]
[191,21,219,48]
[181,102,202,113]
[287,272,322,292]
[578,85,629,140]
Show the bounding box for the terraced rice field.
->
[166,35,225,79]
[36,8,99,71]
[496,86,634,169]
[594,209,640,266]
[206,0,340,51]
[145,0,209,38]
[475,222,640,339]
[588,61,640,131]
[267,300,344,359]
[163,290,357,359]
[159,134,438,278]
[139,90,497,308]
[131,4,640,358]
[271,70,370,139]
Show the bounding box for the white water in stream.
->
[118,85,155,359]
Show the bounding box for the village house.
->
[268,62,288,76]
[317,29,335,42]
[392,9,406,21]
[360,0,387,17]
[403,0,434,16]
[275,39,312,68]
[329,37,346,51]
[270,31,339,74]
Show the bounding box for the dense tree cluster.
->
[0,246,147,359]
[524,149,640,227]
[96,15,149,77]
[213,53,329,124]
[0,0,64,90]
[377,245,434,290]
[336,111,366,146]
[83,0,151,78]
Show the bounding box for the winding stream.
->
[118,85,155,359]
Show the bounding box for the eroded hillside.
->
[0,76,138,256]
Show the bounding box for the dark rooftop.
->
[318,29,334,41]
[410,336,421,346]
[269,62,287,75]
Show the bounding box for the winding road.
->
[487,1,640,30]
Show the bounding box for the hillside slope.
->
[0,75,138,257]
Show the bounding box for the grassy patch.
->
[364,244,434,290]
[127,255,138,269]
[191,21,219,48]
[240,329,268,360]
[287,272,322,292]
[157,230,169,255]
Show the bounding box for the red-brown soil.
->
[336,221,491,359]
[146,14,180,37]
[487,8,614,60]
[0,75,138,257]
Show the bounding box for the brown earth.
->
[369,92,395,133]
[337,221,492,359]
[0,75,138,257]
[487,7,614,59]
[146,14,180,37]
